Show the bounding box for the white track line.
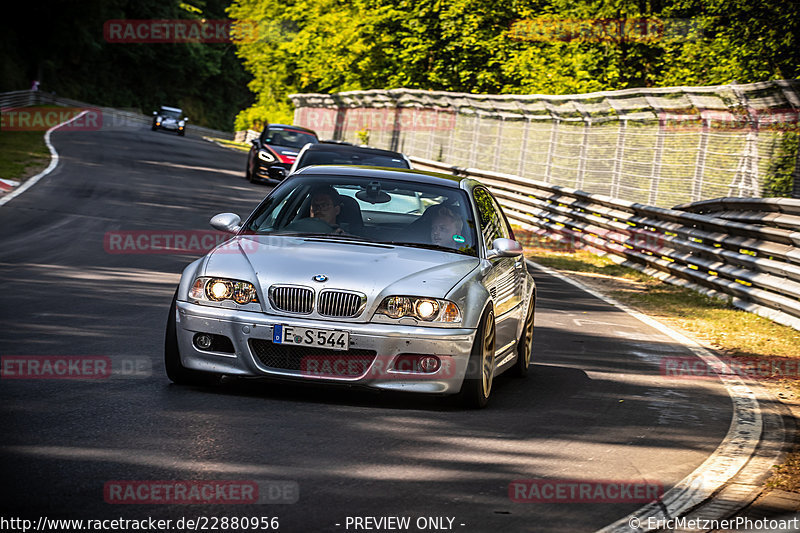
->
[0,110,89,207]
[526,260,763,533]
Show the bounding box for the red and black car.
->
[245,124,318,184]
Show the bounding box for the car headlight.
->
[190,277,259,305]
[375,296,461,323]
[258,149,276,163]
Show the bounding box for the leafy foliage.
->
[228,0,798,129]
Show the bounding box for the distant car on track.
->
[165,165,536,408]
[246,124,319,184]
[152,106,188,136]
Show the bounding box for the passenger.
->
[429,205,464,248]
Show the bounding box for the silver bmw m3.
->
[165,166,536,407]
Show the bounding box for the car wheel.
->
[178,130,184,137]
[460,308,495,409]
[513,299,535,377]
[165,292,218,386]
[151,125,157,131]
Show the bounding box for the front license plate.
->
[273,325,350,351]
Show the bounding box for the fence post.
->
[611,119,627,199]
[649,116,665,205]
[576,119,590,190]
[445,109,457,163]
[470,113,481,168]
[493,116,504,172]
[517,117,530,178]
[691,118,710,201]
[544,119,559,183]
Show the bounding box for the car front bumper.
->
[175,300,476,394]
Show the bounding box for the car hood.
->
[200,235,480,319]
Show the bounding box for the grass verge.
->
[204,136,250,152]
[0,130,50,183]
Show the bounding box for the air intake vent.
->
[269,285,314,314]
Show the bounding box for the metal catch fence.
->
[290,80,800,205]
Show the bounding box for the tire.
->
[513,299,535,377]
[460,308,496,409]
[178,131,184,137]
[165,292,218,386]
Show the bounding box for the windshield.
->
[160,108,182,119]
[244,175,477,257]
[296,149,409,170]
[265,128,318,149]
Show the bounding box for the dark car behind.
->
[246,124,319,184]
[288,142,412,175]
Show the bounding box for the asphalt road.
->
[0,125,734,532]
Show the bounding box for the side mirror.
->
[250,138,259,146]
[210,213,241,234]
[184,117,189,122]
[486,238,523,260]
[152,111,157,116]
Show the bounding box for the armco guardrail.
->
[410,156,800,330]
[0,90,234,140]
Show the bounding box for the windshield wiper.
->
[378,241,472,255]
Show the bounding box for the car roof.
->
[303,143,404,158]
[294,165,464,187]
[160,106,182,113]
[268,124,317,135]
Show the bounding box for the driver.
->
[308,186,349,234]
[309,186,341,226]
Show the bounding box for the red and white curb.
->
[0,178,20,193]
[0,110,89,207]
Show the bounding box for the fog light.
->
[194,333,213,350]
[419,356,440,373]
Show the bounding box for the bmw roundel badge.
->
[313,274,328,283]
